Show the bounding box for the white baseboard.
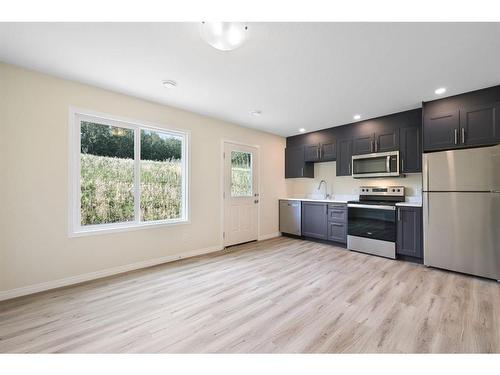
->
[0,244,223,302]
[258,232,281,241]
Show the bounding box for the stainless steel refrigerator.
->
[423,144,500,281]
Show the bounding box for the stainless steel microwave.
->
[352,151,400,178]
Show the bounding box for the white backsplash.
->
[286,161,422,201]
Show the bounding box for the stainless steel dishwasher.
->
[279,200,302,236]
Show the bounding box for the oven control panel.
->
[359,186,405,197]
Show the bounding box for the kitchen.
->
[280,84,500,280]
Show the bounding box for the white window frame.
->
[68,108,189,237]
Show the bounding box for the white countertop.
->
[280,196,423,207]
[280,198,349,204]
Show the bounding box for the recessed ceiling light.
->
[299,128,306,133]
[435,87,446,95]
[250,110,262,116]
[353,114,361,120]
[162,80,177,89]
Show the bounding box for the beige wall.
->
[286,161,422,199]
[0,63,286,293]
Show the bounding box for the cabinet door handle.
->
[401,158,404,172]
[348,162,351,175]
[461,128,465,144]
[397,209,401,221]
[371,140,374,153]
[317,147,320,159]
[301,167,304,176]
[454,129,458,145]
[375,139,378,152]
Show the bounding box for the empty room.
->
[1,1,500,371]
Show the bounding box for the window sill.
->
[69,218,190,238]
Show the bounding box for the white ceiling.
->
[1,22,500,136]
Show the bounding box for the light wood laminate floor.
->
[1,237,499,353]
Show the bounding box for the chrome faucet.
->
[317,179,330,199]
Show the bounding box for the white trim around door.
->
[221,140,260,247]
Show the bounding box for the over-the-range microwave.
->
[352,150,400,178]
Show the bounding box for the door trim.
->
[221,140,261,247]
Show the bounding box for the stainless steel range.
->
[347,186,405,259]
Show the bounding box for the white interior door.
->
[223,142,259,247]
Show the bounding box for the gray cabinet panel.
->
[285,146,314,178]
[336,138,353,176]
[400,126,421,173]
[396,207,422,259]
[353,134,374,155]
[301,202,328,240]
[376,128,399,152]
[328,222,347,243]
[459,102,500,147]
[423,110,459,151]
[321,142,336,161]
[304,144,321,162]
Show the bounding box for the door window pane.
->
[140,129,183,221]
[231,151,252,197]
[80,121,134,225]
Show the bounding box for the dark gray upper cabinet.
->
[304,142,336,162]
[400,126,421,173]
[352,134,374,155]
[459,102,500,146]
[336,138,353,176]
[320,142,336,161]
[301,202,328,240]
[376,128,399,152]
[423,110,459,151]
[285,146,314,178]
[423,85,500,152]
[396,206,422,259]
[304,144,321,162]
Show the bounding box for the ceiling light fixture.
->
[250,110,262,116]
[162,80,177,89]
[353,114,361,120]
[299,128,306,133]
[435,87,446,95]
[200,22,248,51]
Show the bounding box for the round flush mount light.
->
[299,128,306,133]
[435,87,446,95]
[250,110,262,116]
[162,80,177,89]
[353,114,361,120]
[200,22,248,51]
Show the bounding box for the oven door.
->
[347,204,396,242]
[352,151,399,178]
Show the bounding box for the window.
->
[70,110,188,235]
[230,151,253,197]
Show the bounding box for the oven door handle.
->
[348,203,396,211]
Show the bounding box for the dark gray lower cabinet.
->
[396,206,423,260]
[327,204,347,243]
[301,202,328,240]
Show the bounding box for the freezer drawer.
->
[423,192,500,280]
[279,200,301,236]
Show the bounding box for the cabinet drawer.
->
[328,206,347,222]
[328,222,347,243]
